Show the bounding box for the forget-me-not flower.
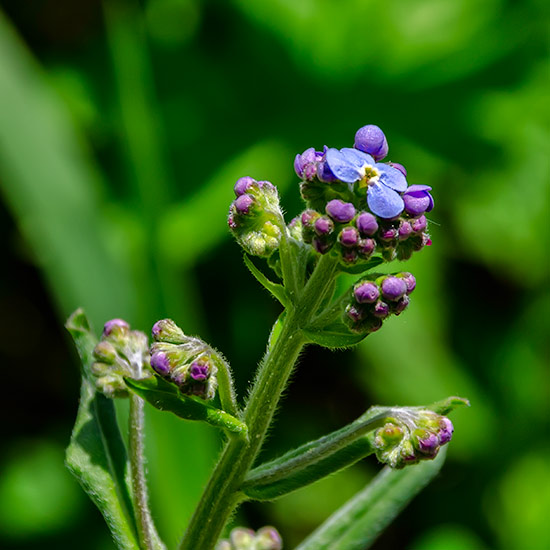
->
[325,147,407,218]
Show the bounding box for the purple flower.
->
[325,147,407,218]
[354,125,389,161]
[234,194,254,215]
[438,417,454,444]
[326,199,356,223]
[403,185,434,216]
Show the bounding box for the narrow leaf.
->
[125,376,248,438]
[303,321,367,349]
[337,257,384,275]
[296,448,447,550]
[243,254,289,307]
[65,310,139,550]
[243,408,387,501]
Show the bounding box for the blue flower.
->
[325,147,407,218]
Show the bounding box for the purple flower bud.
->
[151,351,171,376]
[341,249,358,264]
[387,162,407,176]
[358,238,375,257]
[354,124,389,161]
[234,176,256,196]
[403,185,434,216]
[234,193,255,215]
[398,221,413,241]
[189,361,210,381]
[393,295,410,315]
[313,238,332,254]
[356,212,378,236]
[314,216,333,236]
[412,215,427,233]
[438,417,454,444]
[354,282,380,304]
[339,227,359,247]
[152,318,186,344]
[416,430,440,455]
[326,199,356,223]
[256,526,283,550]
[373,301,390,319]
[301,209,318,227]
[399,272,416,293]
[103,319,129,337]
[227,214,237,229]
[346,304,365,322]
[380,227,398,241]
[294,148,322,180]
[381,276,407,301]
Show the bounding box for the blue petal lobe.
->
[340,148,374,168]
[377,164,407,192]
[367,182,405,218]
[325,148,362,183]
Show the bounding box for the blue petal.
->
[377,163,407,192]
[367,182,405,218]
[340,148,375,168]
[325,148,363,183]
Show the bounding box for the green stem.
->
[179,254,339,550]
[129,394,165,550]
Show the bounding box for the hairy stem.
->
[179,254,339,550]
[129,394,165,550]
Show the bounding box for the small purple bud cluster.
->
[216,526,283,550]
[150,319,218,400]
[345,273,416,333]
[91,319,151,398]
[296,198,430,265]
[228,177,284,257]
[373,408,454,468]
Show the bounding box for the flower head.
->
[325,147,407,218]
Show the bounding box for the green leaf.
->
[65,310,140,550]
[337,256,384,275]
[243,254,290,307]
[243,408,387,501]
[125,376,248,438]
[303,321,367,349]
[267,311,287,353]
[296,448,447,550]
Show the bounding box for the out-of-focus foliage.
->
[0,0,547,548]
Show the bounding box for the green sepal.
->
[125,376,248,439]
[243,253,290,307]
[303,321,367,349]
[295,448,447,550]
[336,256,384,275]
[65,309,140,550]
[428,396,470,415]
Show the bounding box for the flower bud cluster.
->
[373,408,454,468]
[228,177,284,257]
[344,273,416,333]
[150,319,218,400]
[91,319,151,398]
[296,199,430,265]
[216,526,283,550]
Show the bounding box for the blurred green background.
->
[0,0,548,548]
